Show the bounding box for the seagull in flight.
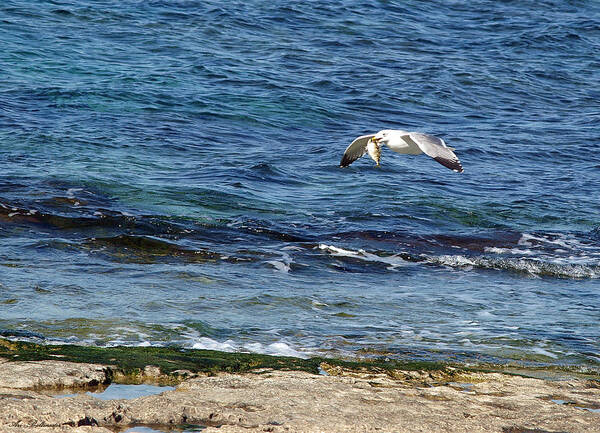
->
[340,129,464,173]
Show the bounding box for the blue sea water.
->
[1,0,599,371]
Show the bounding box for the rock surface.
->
[0,359,109,390]
[0,359,599,433]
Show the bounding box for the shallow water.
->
[1,1,599,371]
[89,384,175,401]
[53,383,174,400]
[123,425,204,433]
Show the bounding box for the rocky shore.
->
[0,339,599,432]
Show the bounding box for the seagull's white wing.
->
[340,134,375,167]
[408,132,464,173]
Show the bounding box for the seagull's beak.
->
[371,137,380,144]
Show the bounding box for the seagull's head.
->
[372,130,392,144]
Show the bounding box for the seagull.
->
[340,129,464,173]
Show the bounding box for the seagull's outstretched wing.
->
[408,132,464,173]
[340,134,375,167]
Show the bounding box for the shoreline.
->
[1,338,599,432]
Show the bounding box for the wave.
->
[3,197,598,279]
[0,331,308,360]
[318,244,413,270]
[318,230,600,279]
[429,254,599,279]
[191,337,308,358]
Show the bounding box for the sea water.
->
[1,0,599,372]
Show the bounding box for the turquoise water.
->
[1,1,599,371]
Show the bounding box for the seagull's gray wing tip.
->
[339,154,353,167]
[340,153,362,167]
[408,132,464,173]
[434,156,464,173]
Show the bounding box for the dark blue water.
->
[1,1,599,371]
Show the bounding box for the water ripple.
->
[1,0,599,370]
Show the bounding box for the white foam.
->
[267,260,291,273]
[484,246,535,255]
[191,337,237,352]
[311,299,328,308]
[318,244,358,257]
[191,337,308,358]
[520,232,596,252]
[281,245,304,251]
[436,255,475,267]
[427,253,599,279]
[318,244,407,268]
[519,233,547,246]
[66,188,83,197]
[244,342,306,358]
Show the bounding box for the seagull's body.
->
[340,129,463,173]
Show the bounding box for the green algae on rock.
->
[0,338,457,382]
[2,338,597,388]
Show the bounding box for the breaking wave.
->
[318,230,600,279]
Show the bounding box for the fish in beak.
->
[367,137,381,166]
